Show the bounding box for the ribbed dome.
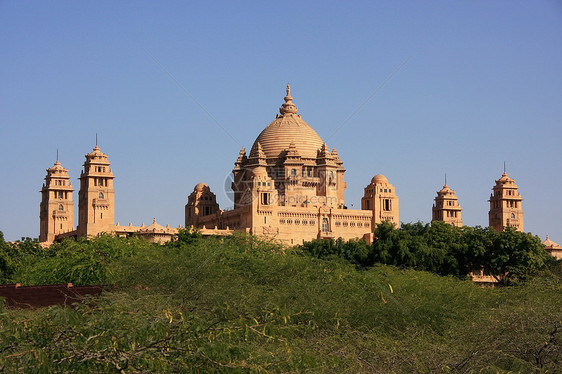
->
[253,115,324,159]
[251,85,324,159]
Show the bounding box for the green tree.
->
[484,228,552,285]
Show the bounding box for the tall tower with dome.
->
[39,159,75,243]
[76,145,116,237]
[361,174,399,228]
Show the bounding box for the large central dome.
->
[251,85,324,160]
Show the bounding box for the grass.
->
[0,234,560,372]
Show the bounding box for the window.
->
[99,192,104,199]
[291,169,296,177]
[511,213,515,219]
[58,191,63,199]
[384,199,391,211]
[322,218,329,233]
[261,193,270,205]
[58,204,63,211]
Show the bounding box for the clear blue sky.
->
[1,1,561,243]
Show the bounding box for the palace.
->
[38,85,558,253]
[184,85,398,245]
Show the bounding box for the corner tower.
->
[39,160,74,244]
[77,145,115,237]
[488,172,524,232]
[432,184,463,227]
[361,174,399,228]
[185,183,220,227]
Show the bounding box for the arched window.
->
[58,204,64,211]
[99,192,104,199]
[322,218,329,233]
[291,169,296,177]
[511,213,515,219]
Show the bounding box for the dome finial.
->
[280,84,298,115]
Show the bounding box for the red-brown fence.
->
[0,283,105,308]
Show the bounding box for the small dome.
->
[371,174,388,184]
[194,183,209,192]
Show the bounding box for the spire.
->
[279,84,298,116]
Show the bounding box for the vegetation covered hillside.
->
[0,231,561,372]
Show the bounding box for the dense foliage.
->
[301,221,555,284]
[0,233,149,285]
[0,230,560,372]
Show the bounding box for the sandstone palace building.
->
[185,85,399,245]
[39,85,560,255]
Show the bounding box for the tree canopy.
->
[301,221,555,284]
